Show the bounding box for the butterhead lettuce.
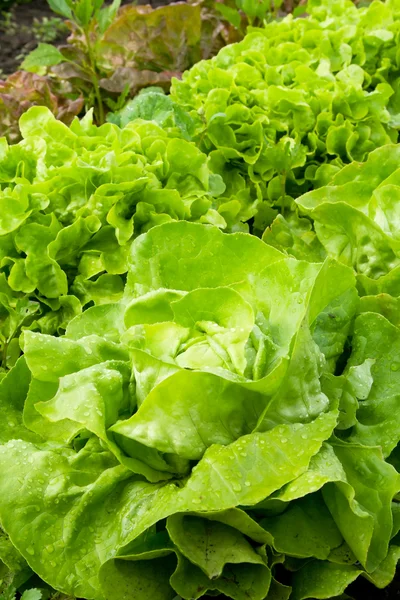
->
[0,222,398,599]
[1,1,400,598]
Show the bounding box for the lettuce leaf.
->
[0,222,398,599]
[0,107,227,366]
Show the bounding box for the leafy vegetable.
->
[0,222,399,599]
[263,143,400,289]
[293,144,400,279]
[107,87,196,139]
[8,0,400,362]
[0,106,226,369]
[2,3,400,599]
[21,0,237,125]
[170,0,400,232]
[0,71,83,143]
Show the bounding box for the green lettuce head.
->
[264,144,400,286]
[0,222,399,600]
[170,0,400,231]
[0,106,227,370]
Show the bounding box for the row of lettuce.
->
[2,0,400,369]
[1,0,400,599]
[0,0,238,142]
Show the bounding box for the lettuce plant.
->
[264,143,400,282]
[0,71,83,143]
[170,0,400,232]
[1,4,400,597]
[214,0,308,32]
[0,221,399,599]
[20,0,237,125]
[0,107,225,370]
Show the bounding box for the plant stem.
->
[83,27,105,125]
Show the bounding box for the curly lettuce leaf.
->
[170,1,400,227]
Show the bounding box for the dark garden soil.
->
[0,0,63,75]
[0,0,176,75]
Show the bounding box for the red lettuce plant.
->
[0,70,83,142]
[21,0,237,124]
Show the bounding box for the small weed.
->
[0,9,18,35]
[32,16,68,44]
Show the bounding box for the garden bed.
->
[0,0,177,75]
[0,0,67,75]
[0,1,399,600]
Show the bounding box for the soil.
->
[0,0,176,75]
[0,0,62,75]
